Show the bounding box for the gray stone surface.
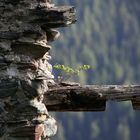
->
[0,0,75,139]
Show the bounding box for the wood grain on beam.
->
[44,84,140,111]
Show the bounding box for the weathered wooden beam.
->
[132,99,140,110]
[44,84,140,111]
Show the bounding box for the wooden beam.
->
[132,99,140,110]
[44,84,140,111]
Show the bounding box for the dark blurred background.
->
[51,0,140,140]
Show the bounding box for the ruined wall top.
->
[0,0,76,139]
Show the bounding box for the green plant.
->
[53,64,91,82]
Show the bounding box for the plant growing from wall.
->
[53,64,91,82]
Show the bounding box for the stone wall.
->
[0,0,75,139]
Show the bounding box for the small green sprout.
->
[53,64,91,82]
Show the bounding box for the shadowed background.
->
[51,0,140,140]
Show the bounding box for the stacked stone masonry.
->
[0,0,76,139]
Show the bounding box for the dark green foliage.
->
[52,0,140,140]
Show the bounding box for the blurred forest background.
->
[51,0,140,140]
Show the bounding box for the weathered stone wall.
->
[0,0,75,139]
